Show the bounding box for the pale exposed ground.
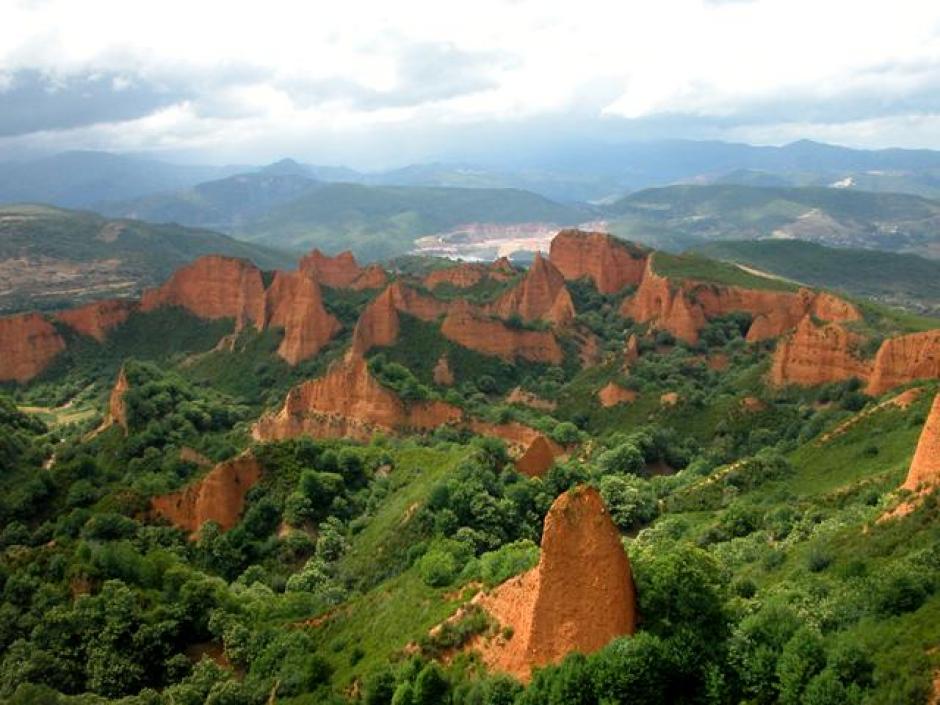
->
[733,263,802,285]
[412,221,605,260]
[19,399,98,428]
[0,256,137,311]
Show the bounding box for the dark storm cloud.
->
[0,69,193,136]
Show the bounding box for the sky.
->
[1,0,940,167]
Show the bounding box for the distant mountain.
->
[694,239,940,317]
[99,172,322,232]
[0,151,247,208]
[602,184,940,258]
[0,204,293,313]
[235,183,587,260]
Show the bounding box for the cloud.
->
[1,0,940,161]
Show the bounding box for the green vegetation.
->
[695,239,940,317]
[652,250,797,291]
[2,237,940,705]
[0,204,293,313]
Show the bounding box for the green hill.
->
[235,182,585,260]
[603,184,940,257]
[0,204,294,313]
[695,239,940,316]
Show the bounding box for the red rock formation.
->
[350,282,450,355]
[770,316,871,387]
[514,435,565,477]
[151,453,262,535]
[55,299,136,342]
[108,365,130,432]
[424,263,486,289]
[660,392,680,407]
[299,249,387,290]
[598,382,637,408]
[466,419,545,450]
[264,270,340,365]
[140,255,266,329]
[902,393,940,492]
[549,229,649,294]
[472,486,636,681]
[253,356,462,441]
[0,313,66,382]
[506,387,557,411]
[866,331,940,396]
[441,301,563,364]
[487,253,575,325]
[623,334,640,369]
[433,354,454,386]
[622,257,861,344]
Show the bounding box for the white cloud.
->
[1,0,940,160]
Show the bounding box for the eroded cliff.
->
[0,313,66,383]
[549,229,649,294]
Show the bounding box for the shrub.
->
[418,549,458,588]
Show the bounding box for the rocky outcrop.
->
[623,334,640,369]
[770,316,870,387]
[108,365,130,432]
[514,435,565,477]
[487,253,575,325]
[506,387,556,411]
[0,313,66,382]
[903,393,940,492]
[299,249,387,290]
[140,255,266,329]
[252,356,462,442]
[598,382,637,408]
[441,301,563,364]
[549,230,649,294]
[55,299,137,342]
[350,282,450,355]
[151,453,263,535]
[866,331,940,396]
[622,258,861,345]
[264,270,340,365]
[660,392,680,407]
[472,486,636,681]
[433,354,454,386]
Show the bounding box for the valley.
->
[1,229,939,704]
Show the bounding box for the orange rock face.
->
[487,253,575,326]
[623,334,640,369]
[109,365,130,432]
[866,331,940,396]
[506,387,557,411]
[140,255,266,329]
[770,316,870,387]
[264,270,340,365]
[253,356,462,442]
[55,299,137,342]
[441,300,563,364]
[299,249,387,290]
[351,282,450,356]
[433,354,455,386]
[151,453,263,535]
[903,393,940,492]
[514,435,565,477]
[549,229,649,294]
[622,258,861,345]
[473,486,636,681]
[424,263,486,289]
[0,313,66,382]
[598,382,637,408]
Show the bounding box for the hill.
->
[0,204,294,312]
[696,240,940,317]
[0,151,245,208]
[0,230,938,704]
[603,183,940,257]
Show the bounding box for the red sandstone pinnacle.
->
[866,331,940,396]
[55,299,137,342]
[151,452,263,536]
[299,249,387,290]
[441,300,563,364]
[549,229,649,294]
[770,316,870,387]
[432,354,455,386]
[472,485,636,681]
[487,253,576,326]
[903,393,940,492]
[140,255,266,329]
[598,382,637,408]
[0,312,66,383]
[264,270,340,365]
[108,365,130,432]
[514,435,565,477]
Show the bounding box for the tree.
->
[598,475,658,531]
[597,443,645,476]
[776,627,826,705]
